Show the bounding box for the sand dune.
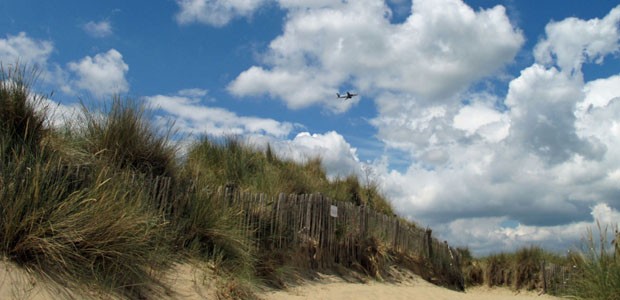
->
[3,261,562,300]
[259,273,563,300]
[0,261,216,300]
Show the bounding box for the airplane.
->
[337,92,358,100]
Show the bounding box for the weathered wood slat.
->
[136,173,465,284]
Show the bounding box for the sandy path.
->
[259,274,563,300]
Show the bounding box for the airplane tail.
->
[336,93,341,98]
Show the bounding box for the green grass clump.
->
[564,223,620,300]
[483,252,513,287]
[477,246,556,290]
[184,137,395,215]
[0,66,172,299]
[512,246,546,290]
[326,175,394,216]
[172,179,255,278]
[81,96,178,178]
[0,149,170,299]
[184,136,266,190]
[0,64,48,159]
[458,247,484,287]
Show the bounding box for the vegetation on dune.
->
[0,64,48,160]
[463,224,620,299]
[80,96,179,178]
[12,62,618,300]
[184,136,394,216]
[172,176,255,278]
[0,64,407,298]
[0,66,171,299]
[563,223,620,300]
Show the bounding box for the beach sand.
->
[259,272,564,300]
[3,260,563,300]
[0,261,216,300]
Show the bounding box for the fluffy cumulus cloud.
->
[175,0,620,254]
[67,49,129,98]
[175,0,268,27]
[145,89,294,138]
[534,6,620,75]
[83,20,113,38]
[371,4,620,255]
[441,203,620,254]
[452,93,510,143]
[266,131,362,178]
[228,0,524,111]
[0,32,53,67]
[505,65,606,165]
[146,91,361,178]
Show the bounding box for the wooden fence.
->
[103,173,464,288]
[218,187,463,287]
[541,262,574,295]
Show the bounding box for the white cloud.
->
[146,91,363,179]
[83,20,113,38]
[67,49,129,98]
[580,75,620,110]
[0,32,69,91]
[175,0,268,26]
[505,64,605,164]
[534,5,620,74]
[43,99,83,128]
[440,203,620,255]
[358,4,620,255]
[178,88,209,98]
[269,131,362,178]
[146,90,294,138]
[0,32,53,68]
[180,0,620,255]
[452,93,510,143]
[228,0,524,111]
[145,90,360,177]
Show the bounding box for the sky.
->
[2,0,620,256]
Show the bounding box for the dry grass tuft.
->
[80,96,178,178]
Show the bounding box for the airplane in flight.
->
[337,92,358,100]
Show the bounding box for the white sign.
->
[330,205,338,218]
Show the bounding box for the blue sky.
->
[2,0,620,255]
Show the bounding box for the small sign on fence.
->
[330,205,338,218]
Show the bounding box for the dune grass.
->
[0,64,49,160]
[465,224,620,299]
[184,136,394,215]
[171,176,255,278]
[0,163,171,299]
[0,64,452,299]
[80,96,179,178]
[563,223,620,300]
[0,68,171,298]
[463,246,566,292]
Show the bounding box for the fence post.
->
[541,260,547,294]
[425,228,433,260]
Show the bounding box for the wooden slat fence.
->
[71,171,464,287]
[541,262,575,295]
[216,188,463,285]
